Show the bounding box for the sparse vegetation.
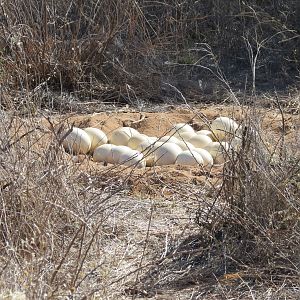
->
[0,1,299,299]
[1,0,300,107]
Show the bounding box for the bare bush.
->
[195,110,300,287]
[0,1,299,299]
[1,0,299,108]
[0,113,131,298]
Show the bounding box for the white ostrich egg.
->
[137,141,164,167]
[174,140,195,151]
[159,135,179,143]
[109,127,139,146]
[205,142,230,164]
[175,150,204,166]
[196,130,215,140]
[122,127,139,135]
[83,127,108,151]
[170,123,194,136]
[176,131,197,141]
[153,142,182,166]
[62,127,91,154]
[211,117,239,141]
[119,151,146,168]
[93,144,114,163]
[127,134,150,150]
[136,140,153,153]
[193,148,214,167]
[188,134,212,148]
[111,145,135,163]
[149,136,158,142]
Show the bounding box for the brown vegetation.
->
[0,1,300,107]
[0,1,299,299]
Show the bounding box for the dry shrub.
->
[0,0,150,105]
[197,110,300,280]
[125,109,299,298]
[0,112,130,298]
[0,105,298,299]
[1,0,299,109]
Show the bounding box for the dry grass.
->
[0,109,205,298]
[0,103,299,299]
[0,1,299,298]
[1,0,299,109]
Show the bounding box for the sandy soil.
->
[2,104,299,299]
[45,104,299,194]
[50,104,299,138]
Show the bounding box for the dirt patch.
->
[20,104,296,199]
[7,104,299,199]
[45,104,299,140]
[1,104,299,299]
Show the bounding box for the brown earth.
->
[11,103,300,174]
[6,103,299,200]
[35,104,298,198]
[50,104,299,138]
[2,104,299,299]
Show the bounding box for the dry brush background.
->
[0,1,299,299]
